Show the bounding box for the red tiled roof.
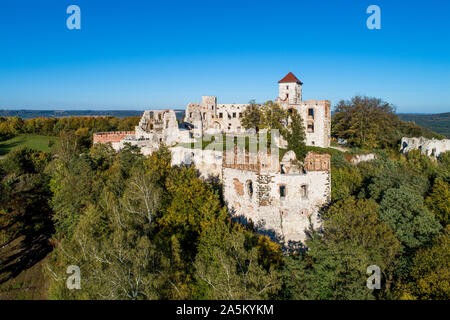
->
[278,72,303,84]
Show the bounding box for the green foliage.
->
[284,109,307,160]
[0,115,139,153]
[194,220,280,299]
[395,227,450,300]
[330,167,363,202]
[379,185,441,249]
[261,101,287,132]
[425,179,450,226]
[159,165,228,260]
[408,227,450,299]
[324,198,401,295]
[366,159,429,201]
[240,101,264,133]
[0,148,53,245]
[325,198,401,267]
[332,96,445,151]
[283,235,374,300]
[240,100,287,134]
[333,96,399,149]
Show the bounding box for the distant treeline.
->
[0,110,144,119]
[0,116,140,141]
[398,113,450,138]
[0,109,186,120]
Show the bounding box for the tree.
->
[284,234,374,300]
[366,159,429,201]
[240,101,264,133]
[48,136,97,238]
[194,220,280,299]
[283,109,307,160]
[330,166,363,202]
[379,185,441,249]
[158,165,227,257]
[395,227,450,300]
[46,201,159,300]
[324,198,402,294]
[332,96,399,149]
[425,179,449,226]
[0,148,53,245]
[262,101,287,132]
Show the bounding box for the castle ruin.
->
[93,72,332,246]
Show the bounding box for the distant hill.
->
[0,110,143,119]
[0,109,186,120]
[398,112,450,138]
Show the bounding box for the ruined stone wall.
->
[304,152,331,171]
[170,146,223,179]
[400,137,450,158]
[184,93,330,149]
[285,100,331,148]
[133,110,180,146]
[184,96,248,134]
[345,153,377,164]
[93,131,135,144]
[223,167,330,245]
[222,151,331,245]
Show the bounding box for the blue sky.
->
[0,0,449,113]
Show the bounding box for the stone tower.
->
[278,72,303,105]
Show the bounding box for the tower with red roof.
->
[277,72,303,104]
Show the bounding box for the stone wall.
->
[170,146,223,179]
[93,131,135,144]
[223,166,330,246]
[345,153,377,164]
[222,151,331,246]
[184,97,248,134]
[400,137,450,158]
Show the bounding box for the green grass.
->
[0,135,59,156]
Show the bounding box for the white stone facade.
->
[400,137,450,158]
[222,150,331,247]
[183,73,331,148]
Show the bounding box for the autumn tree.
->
[332,96,399,149]
[395,227,450,300]
[194,220,280,299]
[425,178,449,226]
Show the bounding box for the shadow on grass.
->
[0,234,52,285]
[0,137,25,156]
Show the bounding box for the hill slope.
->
[398,113,450,138]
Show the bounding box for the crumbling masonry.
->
[93,72,332,245]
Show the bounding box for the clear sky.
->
[0,0,449,113]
